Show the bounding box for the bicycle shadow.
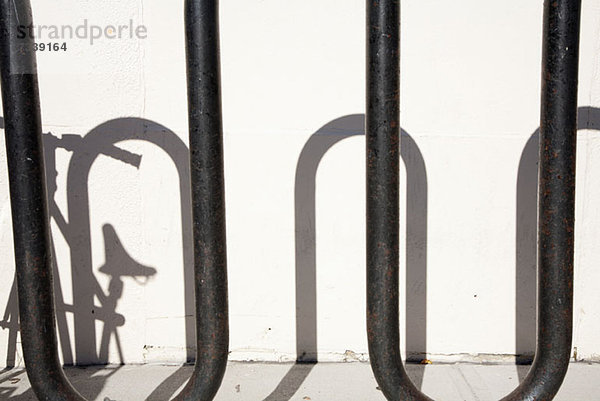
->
[0,117,195,398]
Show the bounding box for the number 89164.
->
[34,42,67,52]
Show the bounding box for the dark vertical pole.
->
[0,1,85,400]
[366,0,580,399]
[502,0,581,399]
[366,0,430,400]
[180,0,229,399]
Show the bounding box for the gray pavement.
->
[0,362,598,400]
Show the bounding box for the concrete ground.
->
[0,362,598,400]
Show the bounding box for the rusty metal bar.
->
[0,0,228,400]
[366,0,581,400]
[182,0,229,398]
[0,1,84,399]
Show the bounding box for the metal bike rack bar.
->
[0,0,228,399]
[366,0,581,400]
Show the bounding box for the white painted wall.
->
[1,0,600,367]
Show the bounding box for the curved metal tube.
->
[0,0,228,400]
[366,0,581,400]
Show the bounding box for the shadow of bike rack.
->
[0,0,584,399]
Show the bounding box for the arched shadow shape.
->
[1,118,195,397]
[515,106,600,382]
[278,114,428,400]
[65,118,195,365]
[1,123,166,368]
[1,118,204,399]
